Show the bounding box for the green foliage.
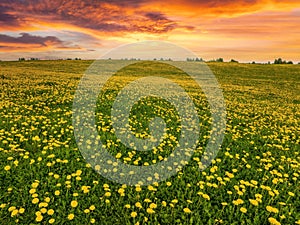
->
[0,60,299,224]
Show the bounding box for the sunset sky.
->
[0,0,300,62]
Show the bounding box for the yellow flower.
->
[104,192,111,197]
[49,218,55,224]
[71,200,78,208]
[149,203,157,209]
[47,209,54,215]
[225,172,234,178]
[288,192,295,197]
[19,208,25,214]
[11,209,19,217]
[268,217,281,225]
[240,207,247,213]
[202,194,210,200]
[32,198,39,204]
[183,207,192,213]
[39,202,48,208]
[171,199,178,204]
[8,206,16,212]
[146,208,155,214]
[36,214,43,222]
[162,201,167,207]
[266,206,279,213]
[135,202,142,208]
[135,185,142,192]
[84,209,90,213]
[233,199,244,205]
[125,204,131,209]
[166,182,172,186]
[131,211,138,218]
[32,182,39,188]
[89,205,95,210]
[54,190,60,196]
[68,213,75,220]
[4,165,11,171]
[90,218,96,224]
[249,199,259,206]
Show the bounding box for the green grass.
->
[0,60,299,225]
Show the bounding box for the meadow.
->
[0,60,299,225]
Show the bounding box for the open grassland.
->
[0,60,299,225]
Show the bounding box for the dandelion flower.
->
[135,202,142,208]
[249,199,259,206]
[47,209,54,215]
[149,203,157,209]
[183,208,192,213]
[4,165,11,171]
[240,207,247,213]
[71,200,78,208]
[19,208,25,214]
[268,217,281,225]
[146,208,155,214]
[266,206,279,213]
[36,214,43,222]
[131,212,138,218]
[32,198,39,204]
[68,213,75,220]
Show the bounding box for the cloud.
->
[0,33,63,46]
[0,7,20,27]
[0,0,182,34]
[0,32,86,51]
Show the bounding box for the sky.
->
[0,0,300,62]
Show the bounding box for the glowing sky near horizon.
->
[0,0,300,62]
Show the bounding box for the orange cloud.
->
[0,0,299,61]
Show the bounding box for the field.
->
[0,60,299,225]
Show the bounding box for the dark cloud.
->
[0,0,180,33]
[145,12,168,21]
[0,7,20,27]
[0,33,63,46]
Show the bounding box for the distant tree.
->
[19,58,25,61]
[274,58,292,64]
[230,59,239,63]
[274,58,282,64]
[252,61,256,64]
[216,58,224,62]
